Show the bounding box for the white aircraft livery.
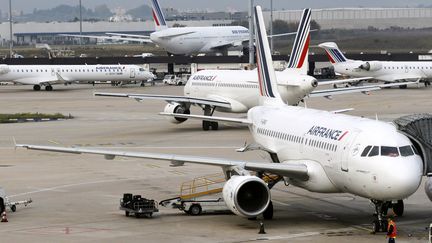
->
[17,6,431,233]
[94,8,401,131]
[0,64,154,91]
[319,42,432,87]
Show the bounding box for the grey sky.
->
[1,0,431,13]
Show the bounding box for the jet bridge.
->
[394,113,432,175]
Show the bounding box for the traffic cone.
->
[1,211,8,223]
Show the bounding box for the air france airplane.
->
[0,64,154,91]
[319,42,431,88]
[64,0,252,56]
[95,9,401,131]
[17,6,430,233]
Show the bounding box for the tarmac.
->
[0,83,431,242]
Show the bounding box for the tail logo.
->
[324,48,347,64]
[287,9,311,69]
[151,0,167,27]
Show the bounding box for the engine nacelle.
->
[222,175,270,218]
[426,176,432,202]
[163,103,190,124]
[359,61,382,71]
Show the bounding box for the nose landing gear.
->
[371,199,404,233]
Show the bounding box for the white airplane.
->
[0,64,154,91]
[63,0,298,56]
[17,6,431,233]
[94,9,405,131]
[319,42,432,88]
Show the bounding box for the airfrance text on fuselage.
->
[307,126,347,141]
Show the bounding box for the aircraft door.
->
[130,68,135,78]
[340,131,360,172]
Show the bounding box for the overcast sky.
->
[1,0,431,13]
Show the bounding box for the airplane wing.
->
[158,31,196,39]
[16,144,308,180]
[14,77,64,86]
[59,34,153,44]
[94,92,232,109]
[309,81,419,99]
[159,112,251,125]
[318,77,374,86]
[105,33,150,38]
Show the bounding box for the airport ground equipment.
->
[119,193,158,218]
[159,173,227,215]
[5,198,32,212]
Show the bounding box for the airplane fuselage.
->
[334,60,432,82]
[184,69,317,113]
[0,64,154,86]
[248,105,423,201]
[150,26,249,55]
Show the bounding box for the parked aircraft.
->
[94,9,404,131]
[63,0,296,56]
[319,42,431,88]
[0,64,154,91]
[17,6,431,233]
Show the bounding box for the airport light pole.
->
[248,0,254,66]
[8,0,13,57]
[79,0,83,45]
[270,0,273,53]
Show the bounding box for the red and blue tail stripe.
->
[151,0,167,27]
[287,9,311,69]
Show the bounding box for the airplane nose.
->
[383,158,423,199]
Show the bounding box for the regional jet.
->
[0,64,154,91]
[94,9,407,131]
[319,42,431,88]
[17,6,431,233]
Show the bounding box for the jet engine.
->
[359,61,382,71]
[222,175,270,218]
[426,176,432,202]
[163,103,190,124]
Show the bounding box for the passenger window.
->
[381,146,399,157]
[361,145,372,157]
[399,145,414,157]
[368,146,379,157]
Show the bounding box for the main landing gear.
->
[202,105,218,131]
[371,199,404,233]
[33,85,53,91]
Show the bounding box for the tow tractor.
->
[0,187,33,213]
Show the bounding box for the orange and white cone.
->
[1,211,8,222]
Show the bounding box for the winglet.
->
[286,8,311,74]
[254,6,284,106]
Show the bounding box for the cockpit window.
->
[381,146,399,157]
[368,146,379,157]
[361,145,372,157]
[399,145,414,157]
[411,145,420,155]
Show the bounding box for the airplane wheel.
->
[188,204,202,216]
[10,205,16,212]
[372,220,380,233]
[392,200,404,216]
[399,84,407,89]
[263,201,273,220]
[202,121,210,131]
[33,85,41,91]
[45,85,53,91]
[210,122,219,130]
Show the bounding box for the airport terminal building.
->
[0,7,432,46]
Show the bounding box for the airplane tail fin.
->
[318,42,350,64]
[151,0,168,31]
[285,8,311,75]
[255,6,284,107]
